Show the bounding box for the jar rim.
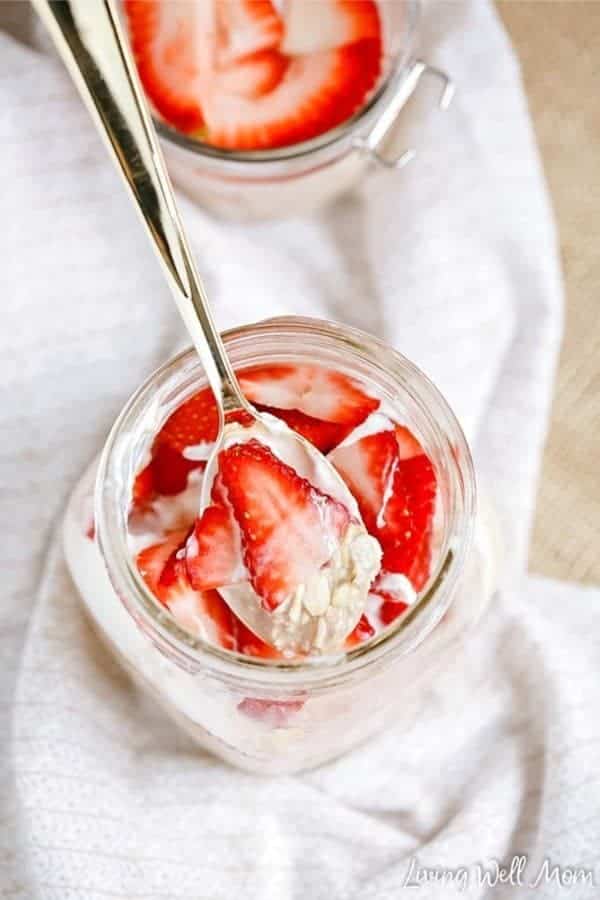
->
[95,316,476,690]
[153,0,420,167]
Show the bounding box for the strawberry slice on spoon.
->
[212,439,381,653]
[219,439,352,611]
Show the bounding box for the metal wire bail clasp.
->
[354,59,454,170]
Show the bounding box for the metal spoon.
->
[34,0,380,653]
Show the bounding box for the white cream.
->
[375,571,417,605]
[334,410,394,450]
[182,441,214,462]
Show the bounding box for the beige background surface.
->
[498,1,600,585]
[1,1,598,584]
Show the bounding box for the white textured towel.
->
[2,2,599,898]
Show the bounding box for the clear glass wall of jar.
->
[64,318,497,774]
[148,1,453,220]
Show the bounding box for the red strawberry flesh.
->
[217,439,351,611]
[186,503,243,591]
[125,0,382,149]
[137,528,192,598]
[124,0,206,133]
[379,454,436,585]
[329,429,397,532]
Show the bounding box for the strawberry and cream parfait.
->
[65,318,492,774]
[120,0,452,219]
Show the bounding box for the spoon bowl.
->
[199,409,375,654]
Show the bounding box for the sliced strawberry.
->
[155,387,219,453]
[216,0,284,67]
[135,364,377,501]
[150,443,204,496]
[137,528,191,596]
[217,49,288,98]
[378,593,409,626]
[136,526,297,654]
[257,404,353,453]
[282,0,381,55]
[124,0,208,133]
[329,429,398,532]
[166,574,237,651]
[86,519,95,541]
[137,529,238,650]
[239,364,379,427]
[201,38,382,150]
[395,424,424,459]
[378,454,437,588]
[132,461,156,508]
[143,386,219,496]
[346,612,375,647]
[237,697,304,726]
[126,0,381,148]
[185,503,243,591]
[401,520,434,593]
[197,589,239,651]
[331,424,437,591]
[218,439,351,611]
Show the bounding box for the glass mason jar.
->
[64,317,498,775]
[151,0,453,220]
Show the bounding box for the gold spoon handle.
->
[33,0,246,416]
